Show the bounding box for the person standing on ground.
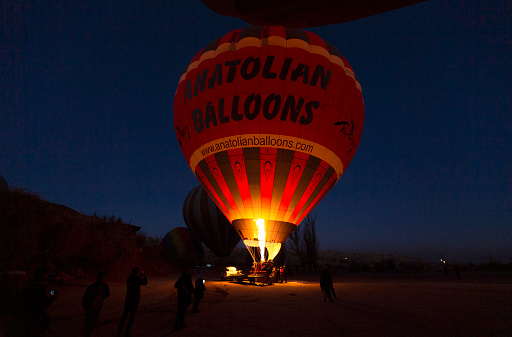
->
[82,272,110,337]
[117,267,148,337]
[173,268,194,331]
[192,276,205,313]
[320,265,334,302]
[280,265,287,283]
[12,267,57,337]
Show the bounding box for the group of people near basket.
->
[3,263,336,336]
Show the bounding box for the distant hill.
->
[0,187,443,279]
[203,246,437,274]
[0,188,172,279]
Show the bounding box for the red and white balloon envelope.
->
[174,26,364,262]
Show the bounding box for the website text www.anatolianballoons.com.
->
[200,135,314,158]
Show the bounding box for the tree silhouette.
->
[302,214,319,273]
[288,214,319,273]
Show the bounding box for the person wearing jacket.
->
[192,276,205,313]
[12,267,57,337]
[173,269,194,331]
[117,267,148,337]
[82,272,110,337]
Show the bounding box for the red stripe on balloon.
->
[277,151,309,220]
[296,172,337,225]
[227,148,253,216]
[195,165,234,221]
[205,155,240,221]
[260,147,278,220]
[289,159,329,223]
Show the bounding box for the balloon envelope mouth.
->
[243,240,282,262]
[231,219,296,244]
[233,218,295,262]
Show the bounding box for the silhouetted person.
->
[117,267,148,337]
[192,276,206,313]
[173,269,194,330]
[320,265,334,302]
[280,265,287,283]
[82,272,110,337]
[12,267,57,337]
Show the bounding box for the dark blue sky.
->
[2,0,511,263]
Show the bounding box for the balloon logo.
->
[174,26,364,262]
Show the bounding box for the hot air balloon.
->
[200,0,426,28]
[184,185,241,257]
[173,26,364,263]
[161,227,205,265]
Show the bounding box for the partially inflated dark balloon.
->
[183,185,240,257]
[200,0,426,28]
[161,227,204,263]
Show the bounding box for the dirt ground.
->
[3,271,512,337]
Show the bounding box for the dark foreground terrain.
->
[2,271,510,337]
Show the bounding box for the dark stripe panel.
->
[243,148,260,217]
[324,41,342,59]
[295,166,337,224]
[239,25,263,39]
[206,155,242,218]
[271,149,294,213]
[288,155,321,211]
[227,150,253,216]
[215,151,244,213]
[289,161,327,222]
[204,36,223,53]
[260,147,278,219]
[277,153,309,219]
[195,165,233,220]
[285,27,309,43]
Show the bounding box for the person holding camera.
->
[192,276,206,313]
[117,267,148,337]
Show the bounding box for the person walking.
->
[117,267,148,337]
[320,265,334,302]
[173,269,194,331]
[82,272,110,337]
[192,276,205,313]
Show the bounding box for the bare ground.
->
[5,271,512,337]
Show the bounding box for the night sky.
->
[2,0,511,263]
